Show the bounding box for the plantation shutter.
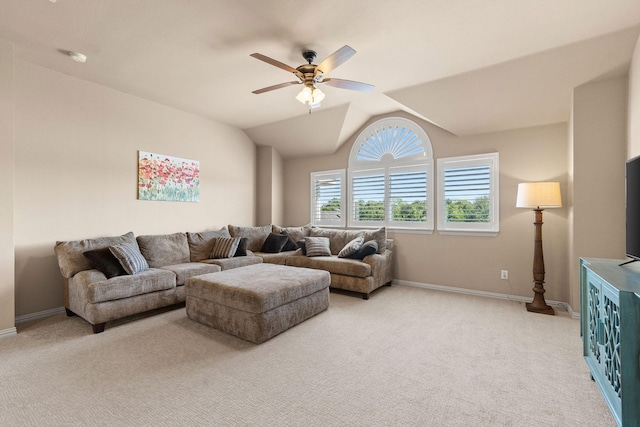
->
[310,170,345,227]
[351,170,385,224]
[444,165,490,223]
[437,153,499,234]
[389,166,428,226]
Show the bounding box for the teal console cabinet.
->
[580,258,640,427]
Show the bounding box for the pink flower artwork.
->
[138,151,200,202]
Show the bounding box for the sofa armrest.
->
[362,249,393,285]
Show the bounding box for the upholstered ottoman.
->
[185,263,330,343]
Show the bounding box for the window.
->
[437,153,499,235]
[310,169,345,227]
[348,118,433,231]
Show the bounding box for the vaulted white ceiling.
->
[2,0,640,158]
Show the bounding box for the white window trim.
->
[310,169,346,228]
[437,152,499,236]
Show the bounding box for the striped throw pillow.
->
[338,236,364,258]
[109,242,149,275]
[305,236,331,257]
[210,237,241,259]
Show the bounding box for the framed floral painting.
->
[138,151,200,202]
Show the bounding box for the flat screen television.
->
[623,155,640,265]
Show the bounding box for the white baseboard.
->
[393,279,580,320]
[15,306,66,324]
[0,327,17,338]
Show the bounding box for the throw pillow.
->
[260,233,289,253]
[210,237,241,259]
[346,240,378,260]
[297,240,307,255]
[109,242,149,275]
[281,231,298,251]
[83,248,127,279]
[233,237,249,257]
[305,236,331,257]
[338,236,364,258]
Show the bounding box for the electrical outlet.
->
[501,270,509,280]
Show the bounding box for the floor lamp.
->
[516,182,562,315]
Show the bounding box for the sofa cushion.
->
[83,248,127,279]
[187,228,232,261]
[228,224,271,252]
[305,237,331,257]
[338,236,364,258]
[159,262,221,286]
[73,268,177,304]
[136,233,190,268]
[200,255,263,270]
[272,224,311,243]
[110,241,149,275]
[260,233,289,253]
[54,232,137,279]
[286,255,372,278]
[253,251,296,265]
[210,237,241,259]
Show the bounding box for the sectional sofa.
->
[54,224,394,333]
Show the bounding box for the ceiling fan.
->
[250,45,374,109]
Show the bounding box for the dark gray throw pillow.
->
[260,233,289,253]
[234,238,249,257]
[83,248,127,279]
[346,240,378,260]
[281,231,297,251]
[297,240,307,255]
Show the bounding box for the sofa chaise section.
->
[55,231,223,333]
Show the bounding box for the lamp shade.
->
[516,182,562,209]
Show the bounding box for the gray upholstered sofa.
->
[229,224,394,299]
[54,228,261,333]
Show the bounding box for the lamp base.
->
[526,301,555,315]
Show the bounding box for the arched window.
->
[348,117,433,230]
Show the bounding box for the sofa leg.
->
[65,308,76,317]
[362,293,369,300]
[385,281,392,287]
[92,323,106,334]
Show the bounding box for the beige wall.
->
[283,112,570,304]
[629,34,640,158]
[12,60,257,317]
[0,40,15,333]
[256,145,284,226]
[569,77,627,311]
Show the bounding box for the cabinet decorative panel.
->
[580,258,640,427]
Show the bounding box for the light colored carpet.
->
[0,285,614,426]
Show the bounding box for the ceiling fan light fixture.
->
[296,86,312,104]
[296,86,325,107]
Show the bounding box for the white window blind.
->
[437,153,499,235]
[389,166,428,225]
[351,170,385,224]
[310,170,345,227]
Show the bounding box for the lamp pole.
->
[526,208,554,315]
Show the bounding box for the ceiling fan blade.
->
[316,45,356,74]
[320,78,374,92]
[250,53,300,75]
[252,81,301,94]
